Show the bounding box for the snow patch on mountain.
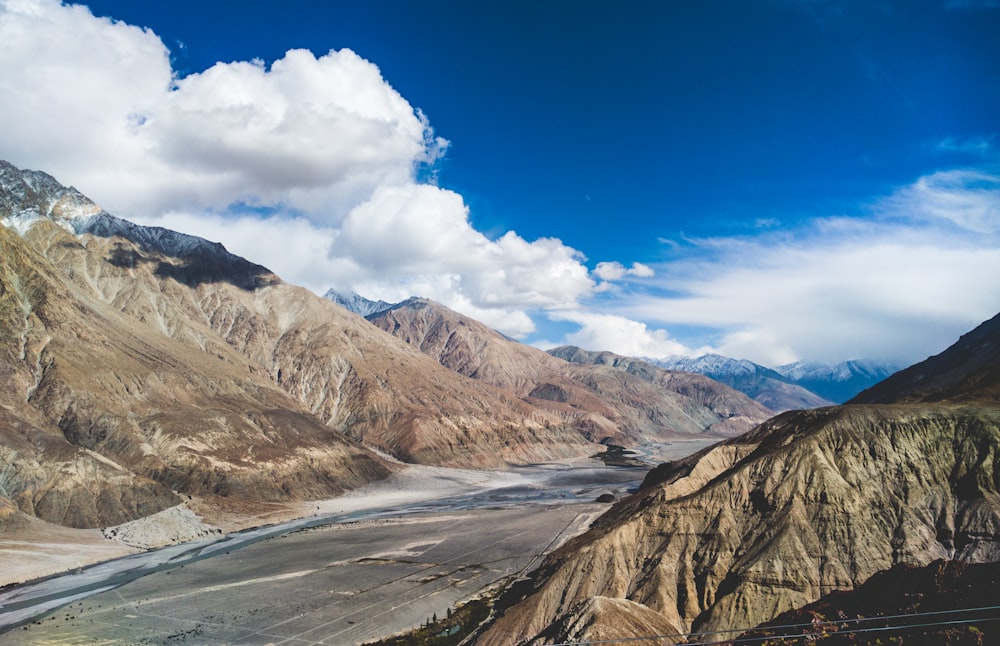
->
[651,353,780,379]
[775,359,898,382]
[324,289,396,317]
[1,160,250,263]
[774,359,899,404]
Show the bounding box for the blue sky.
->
[1,0,999,365]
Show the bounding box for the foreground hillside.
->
[475,314,1000,645]
[727,559,1000,644]
[368,298,774,445]
[0,161,598,530]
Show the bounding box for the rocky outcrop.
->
[368,300,776,445]
[477,403,1000,645]
[473,312,1000,643]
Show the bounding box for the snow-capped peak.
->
[323,289,396,317]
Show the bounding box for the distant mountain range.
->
[775,358,899,403]
[650,354,834,411]
[651,354,898,408]
[364,297,774,445]
[327,290,896,411]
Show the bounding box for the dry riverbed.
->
[1,456,661,643]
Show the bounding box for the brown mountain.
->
[475,315,1000,645]
[368,298,775,445]
[548,346,777,436]
[851,312,1000,405]
[0,162,595,529]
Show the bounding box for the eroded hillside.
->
[475,314,1000,645]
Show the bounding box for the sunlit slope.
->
[477,315,1000,645]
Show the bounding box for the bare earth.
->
[6,505,607,645]
[1,457,655,644]
[0,461,570,588]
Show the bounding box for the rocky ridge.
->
[367,299,776,445]
[475,314,1000,645]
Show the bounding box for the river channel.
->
[0,440,717,643]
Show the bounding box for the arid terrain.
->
[472,313,1000,645]
[3,161,999,646]
[2,459,650,644]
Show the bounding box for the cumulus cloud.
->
[549,310,690,358]
[593,261,654,281]
[0,0,630,340]
[0,0,445,220]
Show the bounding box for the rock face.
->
[0,161,597,528]
[368,300,776,445]
[476,316,1000,645]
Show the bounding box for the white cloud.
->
[0,0,621,341]
[0,0,444,221]
[550,310,690,358]
[4,1,997,366]
[593,261,654,281]
[324,183,596,331]
[935,135,996,157]
[614,171,1000,366]
[877,169,1000,235]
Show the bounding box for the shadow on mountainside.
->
[104,236,279,291]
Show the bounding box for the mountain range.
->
[473,312,1000,645]
[651,354,898,409]
[0,161,598,530]
[0,161,774,533]
[366,298,774,445]
[329,290,895,411]
[4,159,997,645]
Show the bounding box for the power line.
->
[684,615,1000,645]
[548,603,1000,646]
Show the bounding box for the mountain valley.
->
[1,159,997,646]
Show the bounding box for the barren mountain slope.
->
[476,318,1000,645]
[0,161,600,531]
[40,229,590,466]
[368,299,775,445]
[852,312,1000,405]
[728,559,1000,645]
[0,222,391,528]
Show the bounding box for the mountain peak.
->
[0,160,104,233]
[323,288,395,317]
